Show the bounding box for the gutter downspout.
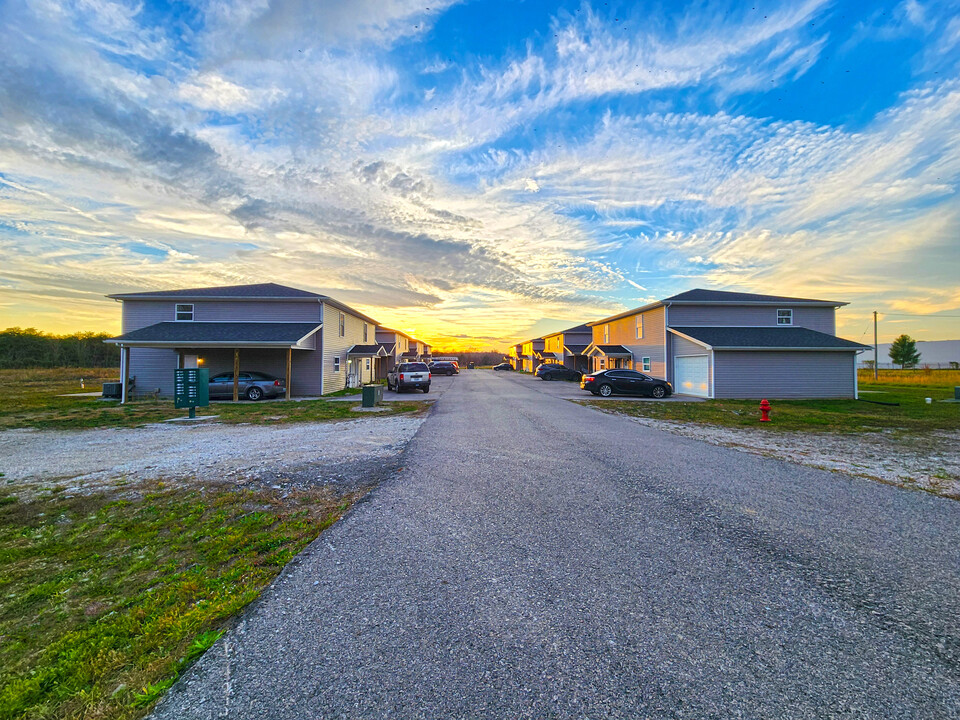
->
[663,302,670,383]
[318,300,325,396]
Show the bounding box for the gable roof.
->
[662,289,845,305]
[105,321,322,348]
[542,323,592,339]
[107,282,324,300]
[589,287,847,326]
[107,283,380,326]
[669,326,869,351]
[584,344,633,357]
[564,344,590,355]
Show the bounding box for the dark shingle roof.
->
[670,326,869,350]
[108,282,325,299]
[377,342,395,353]
[663,289,844,305]
[347,344,385,355]
[544,323,592,338]
[107,322,321,346]
[589,344,633,355]
[564,344,589,355]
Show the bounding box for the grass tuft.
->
[0,484,362,720]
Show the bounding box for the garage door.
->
[675,355,710,397]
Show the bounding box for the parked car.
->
[493,363,514,371]
[580,369,672,398]
[388,362,431,393]
[535,363,582,381]
[467,362,475,369]
[429,361,459,376]
[209,371,285,400]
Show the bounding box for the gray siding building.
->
[587,289,868,399]
[105,283,383,399]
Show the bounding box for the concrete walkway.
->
[151,370,960,719]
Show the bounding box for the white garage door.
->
[675,355,710,397]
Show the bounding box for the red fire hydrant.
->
[759,398,771,422]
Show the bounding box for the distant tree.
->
[0,327,119,369]
[950,361,959,370]
[888,334,921,370]
[862,359,875,370]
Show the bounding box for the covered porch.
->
[584,343,633,372]
[346,344,388,388]
[107,321,322,403]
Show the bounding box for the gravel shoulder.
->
[0,415,427,499]
[592,411,960,499]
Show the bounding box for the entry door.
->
[674,356,710,397]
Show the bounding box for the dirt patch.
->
[611,415,960,499]
[0,414,426,499]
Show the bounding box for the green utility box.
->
[174,368,209,415]
[361,384,383,408]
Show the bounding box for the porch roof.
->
[347,344,388,357]
[584,343,633,357]
[564,344,589,355]
[106,321,321,348]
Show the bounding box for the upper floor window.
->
[635,315,643,339]
[339,313,345,337]
[363,323,368,342]
[175,304,194,321]
[603,324,610,343]
[777,309,793,326]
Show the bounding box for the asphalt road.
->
[152,370,960,719]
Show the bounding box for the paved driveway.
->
[152,370,960,719]
[491,368,700,401]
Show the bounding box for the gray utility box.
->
[102,382,122,399]
[361,384,384,407]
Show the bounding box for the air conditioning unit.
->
[102,382,122,399]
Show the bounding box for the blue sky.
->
[1,0,958,348]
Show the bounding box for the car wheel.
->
[652,385,666,399]
[598,383,613,397]
[395,384,403,393]
[423,385,430,393]
[246,386,263,401]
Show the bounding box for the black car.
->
[580,369,672,398]
[429,361,459,376]
[467,362,476,369]
[493,363,514,371]
[535,363,581,381]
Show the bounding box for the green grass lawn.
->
[581,383,960,433]
[0,483,359,720]
[0,368,427,430]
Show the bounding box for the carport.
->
[106,321,322,402]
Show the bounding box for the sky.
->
[1,0,959,350]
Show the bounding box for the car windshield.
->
[400,363,429,371]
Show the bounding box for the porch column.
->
[285,347,292,400]
[120,345,130,404]
[233,348,240,401]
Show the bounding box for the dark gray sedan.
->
[209,371,285,400]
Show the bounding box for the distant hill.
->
[858,339,960,368]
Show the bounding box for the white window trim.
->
[777,309,793,325]
[363,323,368,342]
[333,356,341,372]
[641,356,651,372]
[603,324,610,343]
[339,313,345,337]
[175,303,194,321]
[636,315,643,339]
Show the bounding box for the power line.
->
[879,312,960,319]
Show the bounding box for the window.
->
[363,323,368,342]
[603,324,610,343]
[365,358,370,371]
[175,304,194,321]
[636,315,643,339]
[599,358,606,369]
[642,357,651,372]
[777,309,793,325]
[333,356,341,372]
[339,313,345,336]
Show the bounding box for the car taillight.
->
[584,376,595,382]
[428,373,432,379]
[399,373,404,381]
[274,380,281,386]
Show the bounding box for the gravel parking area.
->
[0,414,427,499]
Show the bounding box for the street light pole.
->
[873,310,879,381]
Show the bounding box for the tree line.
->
[0,328,120,369]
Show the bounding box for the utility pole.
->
[873,310,879,380]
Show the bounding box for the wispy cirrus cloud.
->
[0,0,958,347]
